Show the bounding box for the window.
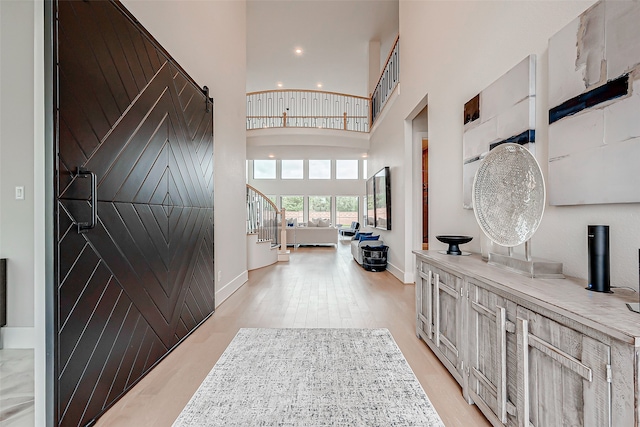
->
[308,196,331,222]
[366,178,375,226]
[336,160,358,179]
[281,159,303,179]
[281,196,304,223]
[253,159,276,179]
[336,196,359,227]
[267,195,278,208]
[309,159,330,179]
[362,159,368,179]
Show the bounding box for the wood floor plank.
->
[96,241,490,426]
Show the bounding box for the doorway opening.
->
[410,104,428,253]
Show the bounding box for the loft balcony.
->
[246,36,399,134]
[246,89,371,132]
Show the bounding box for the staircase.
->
[246,185,289,270]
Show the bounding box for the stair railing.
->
[246,184,280,247]
[371,35,400,126]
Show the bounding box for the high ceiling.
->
[247,0,399,97]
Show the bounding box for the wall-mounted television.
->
[365,177,375,227]
[365,167,391,230]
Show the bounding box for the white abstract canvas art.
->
[462,55,536,209]
[548,0,640,205]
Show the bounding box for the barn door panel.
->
[54,1,214,425]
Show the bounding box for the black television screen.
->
[374,167,391,230]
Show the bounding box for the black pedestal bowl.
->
[436,235,473,255]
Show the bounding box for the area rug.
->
[173,328,445,426]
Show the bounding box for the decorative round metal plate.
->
[472,143,545,247]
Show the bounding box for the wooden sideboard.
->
[413,250,639,427]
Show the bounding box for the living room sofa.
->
[285,219,338,247]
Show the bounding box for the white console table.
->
[413,250,639,427]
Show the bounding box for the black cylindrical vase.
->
[587,225,610,293]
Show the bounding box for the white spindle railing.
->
[247,90,370,132]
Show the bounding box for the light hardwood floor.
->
[96,241,490,426]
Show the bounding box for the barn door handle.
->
[76,167,97,233]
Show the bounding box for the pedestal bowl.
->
[436,235,473,255]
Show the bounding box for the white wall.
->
[368,0,640,288]
[368,91,407,281]
[0,0,36,347]
[0,1,46,424]
[123,0,249,305]
[247,128,369,153]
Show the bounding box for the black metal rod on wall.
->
[0,258,6,327]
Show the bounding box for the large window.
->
[308,196,331,221]
[336,160,358,179]
[281,196,304,223]
[366,178,375,226]
[281,159,303,179]
[254,159,276,179]
[309,159,331,179]
[336,196,359,227]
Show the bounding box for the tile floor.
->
[0,349,34,427]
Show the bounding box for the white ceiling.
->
[247,0,399,97]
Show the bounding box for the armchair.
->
[338,221,360,238]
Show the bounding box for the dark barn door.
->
[54,1,215,425]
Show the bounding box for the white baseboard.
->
[404,269,415,284]
[386,261,405,284]
[386,259,416,284]
[215,270,248,308]
[0,326,35,349]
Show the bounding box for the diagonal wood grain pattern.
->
[54,1,214,426]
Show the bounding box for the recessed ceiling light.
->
[317,83,323,88]
[268,154,275,158]
[294,48,303,55]
[277,82,283,88]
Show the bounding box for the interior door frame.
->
[45,1,56,426]
[413,130,429,251]
[403,94,428,284]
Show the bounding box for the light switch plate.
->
[15,186,24,200]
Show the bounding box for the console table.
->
[413,250,639,427]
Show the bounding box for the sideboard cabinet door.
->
[516,307,611,427]
[416,260,464,385]
[467,280,518,426]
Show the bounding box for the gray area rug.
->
[173,328,445,426]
